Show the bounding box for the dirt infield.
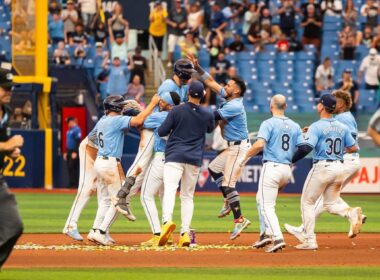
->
[5,233,380,268]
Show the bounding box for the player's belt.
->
[227,139,249,146]
[313,159,344,164]
[100,156,121,162]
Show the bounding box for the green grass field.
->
[2,267,380,280]
[15,192,380,233]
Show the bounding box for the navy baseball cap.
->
[188,80,205,98]
[344,68,353,73]
[316,94,336,110]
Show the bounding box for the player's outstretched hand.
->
[186,53,199,68]
[150,94,161,106]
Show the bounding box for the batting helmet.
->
[173,59,196,81]
[103,95,128,113]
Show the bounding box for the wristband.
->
[200,72,211,82]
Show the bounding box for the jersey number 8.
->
[282,134,290,151]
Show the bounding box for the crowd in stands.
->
[0,0,379,117]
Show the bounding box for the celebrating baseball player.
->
[91,94,160,245]
[289,94,360,250]
[157,81,215,247]
[139,91,181,246]
[114,59,196,219]
[285,90,366,239]
[237,94,304,253]
[187,53,251,240]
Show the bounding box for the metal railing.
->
[148,35,166,88]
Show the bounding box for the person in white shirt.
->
[61,0,78,41]
[108,22,128,62]
[78,0,97,31]
[358,48,380,90]
[315,57,335,93]
[321,0,343,16]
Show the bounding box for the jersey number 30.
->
[325,138,342,155]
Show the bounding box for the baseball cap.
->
[188,80,205,98]
[343,68,352,74]
[161,91,176,106]
[369,48,377,56]
[95,42,103,48]
[115,32,124,39]
[0,66,15,89]
[316,94,336,110]
[67,0,74,4]
[66,116,76,123]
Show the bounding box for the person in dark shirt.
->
[157,81,215,246]
[65,116,82,188]
[228,33,245,52]
[211,52,231,84]
[288,30,303,52]
[301,4,322,50]
[0,67,24,268]
[210,2,228,32]
[277,0,296,37]
[336,69,359,116]
[300,0,322,17]
[94,21,108,44]
[130,46,147,86]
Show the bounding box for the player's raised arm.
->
[130,95,161,127]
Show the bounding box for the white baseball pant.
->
[301,161,348,242]
[140,153,165,234]
[208,140,251,188]
[162,162,200,234]
[125,129,155,204]
[63,137,98,232]
[93,157,125,232]
[257,162,292,241]
[312,154,360,219]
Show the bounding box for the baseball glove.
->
[123,99,142,116]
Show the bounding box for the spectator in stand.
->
[149,1,168,57]
[206,29,224,66]
[49,0,62,15]
[95,42,104,57]
[74,45,87,66]
[102,0,118,20]
[179,29,200,57]
[320,0,343,16]
[336,69,359,116]
[362,25,374,48]
[61,0,78,42]
[210,1,228,33]
[259,7,272,32]
[372,25,380,51]
[94,21,108,44]
[227,33,245,52]
[242,3,260,36]
[247,22,261,46]
[339,25,360,60]
[102,53,134,96]
[130,46,148,86]
[343,0,358,29]
[108,3,129,37]
[125,74,145,105]
[288,29,303,51]
[53,41,71,65]
[71,23,88,45]
[185,1,203,37]
[78,0,97,32]
[358,48,380,90]
[48,12,65,44]
[300,0,321,17]
[277,0,296,37]
[315,57,335,94]
[301,5,322,50]
[211,51,231,84]
[255,26,276,52]
[360,0,379,28]
[277,32,289,52]
[166,0,188,67]
[109,23,128,62]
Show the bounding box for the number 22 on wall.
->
[3,155,26,177]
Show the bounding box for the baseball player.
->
[157,81,215,247]
[92,94,160,245]
[114,59,196,219]
[285,90,366,239]
[237,94,304,253]
[139,91,181,246]
[188,54,251,240]
[289,94,360,250]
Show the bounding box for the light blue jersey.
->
[305,118,356,161]
[217,91,249,141]
[257,116,304,164]
[144,111,168,153]
[158,79,189,103]
[335,111,360,150]
[96,115,131,158]
[88,125,98,147]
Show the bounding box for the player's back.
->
[259,116,303,164]
[96,115,131,158]
[335,111,359,146]
[144,111,169,153]
[158,79,188,103]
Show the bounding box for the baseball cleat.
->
[218,200,232,218]
[265,239,286,253]
[65,229,83,241]
[253,234,272,249]
[230,217,251,240]
[158,221,176,246]
[178,232,191,247]
[87,229,96,242]
[105,231,115,244]
[295,240,318,250]
[93,230,113,246]
[141,235,160,247]
[284,223,306,243]
[112,197,137,221]
[348,207,363,238]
